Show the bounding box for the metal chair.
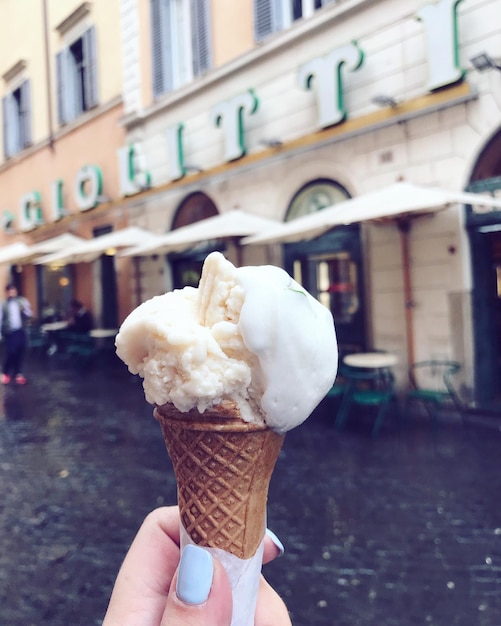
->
[406,360,465,426]
[334,365,397,437]
[58,331,98,368]
[26,325,49,355]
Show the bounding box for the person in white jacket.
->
[0,283,32,385]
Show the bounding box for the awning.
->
[0,234,90,265]
[121,210,281,257]
[0,242,32,265]
[242,181,501,245]
[36,227,160,265]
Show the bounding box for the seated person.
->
[67,299,93,333]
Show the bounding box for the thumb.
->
[161,544,233,626]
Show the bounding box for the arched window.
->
[286,179,350,221]
[169,191,219,288]
[283,179,367,357]
[171,191,218,229]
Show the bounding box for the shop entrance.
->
[283,179,367,358]
[36,264,72,322]
[466,126,501,406]
[284,225,367,359]
[168,192,219,289]
[94,226,118,329]
[467,176,501,406]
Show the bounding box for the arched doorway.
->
[466,128,501,406]
[169,191,219,289]
[283,179,367,358]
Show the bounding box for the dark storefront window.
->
[284,180,367,358]
[169,191,219,289]
[36,264,72,322]
[94,225,119,329]
[466,126,501,406]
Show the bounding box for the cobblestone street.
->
[0,353,500,625]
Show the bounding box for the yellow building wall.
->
[0,2,47,149]
[47,0,122,107]
[210,0,255,67]
[0,0,122,158]
[0,103,125,228]
[137,0,256,109]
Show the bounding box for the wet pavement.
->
[0,351,500,626]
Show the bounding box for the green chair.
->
[335,366,397,437]
[59,331,97,368]
[406,360,464,426]
[26,325,49,355]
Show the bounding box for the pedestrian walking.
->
[0,283,32,385]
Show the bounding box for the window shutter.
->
[151,0,165,97]
[162,0,174,92]
[20,80,31,148]
[191,0,211,77]
[254,0,275,41]
[83,26,99,109]
[2,96,10,158]
[4,94,19,157]
[56,50,67,124]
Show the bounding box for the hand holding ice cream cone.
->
[102,506,291,626]
[115,252,338,625]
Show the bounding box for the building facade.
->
[117,0,501,405]
[1,0,501,407]
[0,0,134,326]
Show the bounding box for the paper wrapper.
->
[154,402,284,626]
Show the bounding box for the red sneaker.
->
[1,374,10,384]
[15,374,27,385]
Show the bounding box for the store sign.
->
[4,0,465,234]
[298,42,364,128]
[117,145,152,196]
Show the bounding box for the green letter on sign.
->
[20,191,44,232]
[75,165,103,211]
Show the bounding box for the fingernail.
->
[176,545,214,605]
[266,528,285,557]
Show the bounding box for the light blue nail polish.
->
[266,528,285,557]
[176,545,214,605]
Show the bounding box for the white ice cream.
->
[115,252,337,433]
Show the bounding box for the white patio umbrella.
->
[0,242,32,265]
[120,210,280,262]
[36,227,160,265]
[0,233,89,265]
[243,181,501,366]
[243,182,501,245]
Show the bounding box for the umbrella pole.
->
[397,218,415,367]
[133,256,142,306]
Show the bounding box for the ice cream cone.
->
[154,402,285,560]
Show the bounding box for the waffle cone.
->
[154,402,284,559]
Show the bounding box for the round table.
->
[41,321,69,333]
[89,329,118,339]
[343,352,398,369]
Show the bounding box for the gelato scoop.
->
[116,251,338,433]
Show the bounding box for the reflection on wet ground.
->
[0,353,500,625]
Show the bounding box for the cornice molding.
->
[56,2,92,35]
[2,60,27,83]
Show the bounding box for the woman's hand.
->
[103,506,291,626]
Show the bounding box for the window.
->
[254,0,335,40]
[286,179,350,221]
[2,80,31,158]
[151,0,212,99]
[56,26,98,124]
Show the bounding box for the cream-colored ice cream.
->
[116,251,337,433]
